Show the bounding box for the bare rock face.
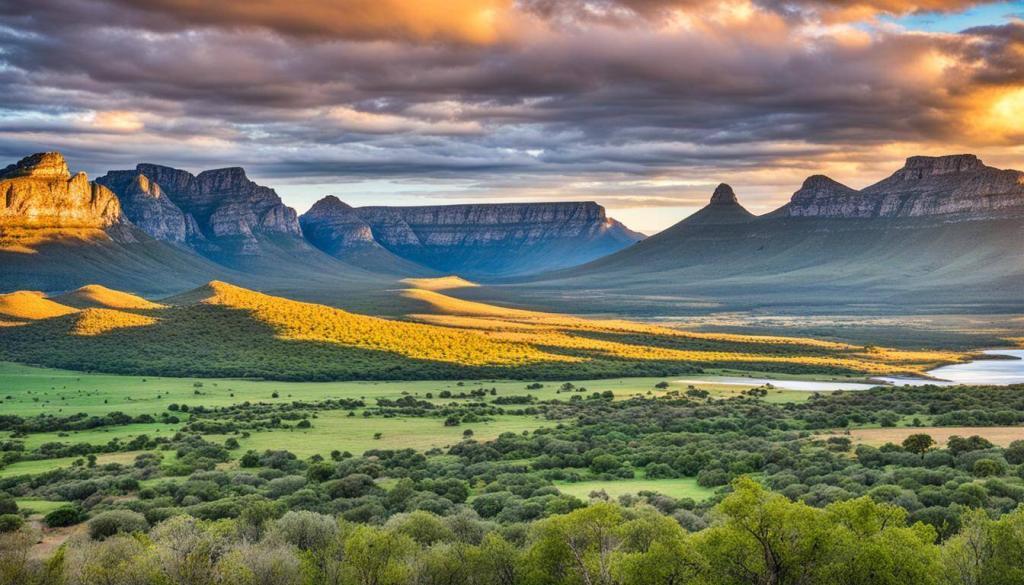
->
[101,163,301,254]
[300,199,644,276]
[682,184,755,225]
[709,183,739,205]
[1,152,124,232]
[96,172,198,244]
[299,196,378,255]
[786,155,1024,219]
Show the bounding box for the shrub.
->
[88,510,149,540]
[272,510,338,551]
[44,506,85,528]
[0,495,16,515]
[0,514,23,533]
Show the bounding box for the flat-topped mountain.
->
[300,198,644,277]
[1,152,124,233]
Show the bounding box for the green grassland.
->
[554,477,716,501]
[0,361,868,479]
[0,361,840,419]
[206,413,553,459]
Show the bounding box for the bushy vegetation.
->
[4,478,1024,584]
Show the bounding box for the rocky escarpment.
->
[785,155,1024,219]
[100,164,301,255]
[0,153,124,233]
[300,199,644,276]
[96,172,202,244]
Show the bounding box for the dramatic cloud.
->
[0,0,1021,232]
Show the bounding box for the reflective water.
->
[878,349,1024,387]
[673,376,877,392]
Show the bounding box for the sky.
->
[1,1,1023,234]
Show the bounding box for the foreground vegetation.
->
[7,477,1024,585]
[3,367,1024,579]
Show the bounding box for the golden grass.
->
[0,291,77,321]
[195,281,572,366]
[71,308,158,336]
[832,427,1024,447]
[402,287,960,375]
[0,280,969,378]
[55,284,163,310]
[400,276,479,291]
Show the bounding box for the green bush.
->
[44,506,85,528]
[88,510,149,540]
[0,494,17,515]
[0,514,24,533]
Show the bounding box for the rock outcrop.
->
[299,196,378,255]
[100,164,301,254]
[682,184,755,225]
[300,200,644,276]
[96,172,200,244]
[785,155,1024,219]
[1,152,124,232]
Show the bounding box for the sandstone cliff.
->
[100,164,301,255]
[300,199,644,276]
[96,172,202,244]
[785,155,1024,219]
[1,153,124,233]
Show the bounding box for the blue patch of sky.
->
[885,1,1022,32]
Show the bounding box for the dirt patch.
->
[831,426,1024,447]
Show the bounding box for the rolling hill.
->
[0,279,963,381]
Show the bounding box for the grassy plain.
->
[554,477,716,501]
[833,426,1024,447]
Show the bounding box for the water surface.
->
[878,349,1024,386]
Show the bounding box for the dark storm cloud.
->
[0,0,1019,210]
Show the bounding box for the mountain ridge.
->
[300,198,645,277]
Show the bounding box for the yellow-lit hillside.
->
[0,279,967,380]
[55,284,163,310]
[0,291,77,323]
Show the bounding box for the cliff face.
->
[786,155,1024,219]
[300,199,644,276]
[100,164,301,255]
[0,152,124,233]
[96,172,201,244]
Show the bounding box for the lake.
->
[877,349,1024,386]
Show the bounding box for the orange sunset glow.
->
[1,0,1023,232]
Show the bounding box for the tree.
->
[528,502,626,585]
[902,434,936,457]
[695,476,833,585]
[342,525,416,585]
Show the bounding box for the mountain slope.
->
[0,152,238,295]
[486,155,1024,316]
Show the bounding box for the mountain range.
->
[482,154,1024,315]
[0,152,641,300]
[2,151,1022,316]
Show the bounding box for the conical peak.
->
[710,183,738,205]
